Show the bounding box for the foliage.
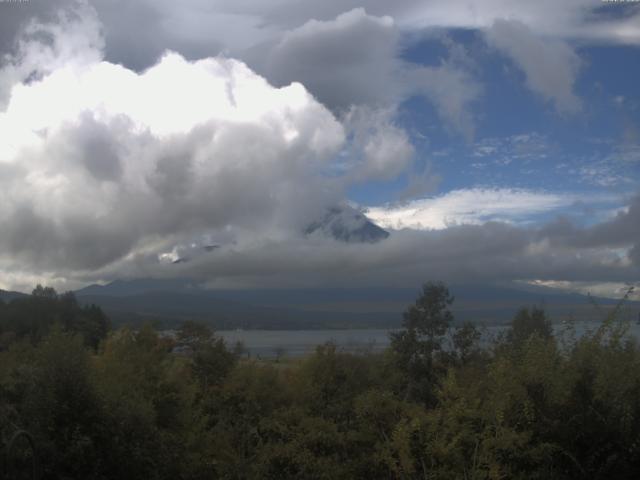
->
[390,281,455,405]
[1,284,640,478]
[0,286,109,349]
[506,306,553,348]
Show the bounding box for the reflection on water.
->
[217,320,640,358]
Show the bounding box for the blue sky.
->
[350,32,640,215]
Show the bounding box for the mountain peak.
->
[305,205,390,243]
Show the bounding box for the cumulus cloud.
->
[0,1,103,108]
[94,0,278,71]
[260,8,399,111]
[1,1,637,103]
[485,19,582,115]
[255,8,481,138]
[0,11,346,279]
[0,2,483,132]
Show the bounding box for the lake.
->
[217,319,640,358]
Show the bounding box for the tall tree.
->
[507,306,552,348]
[390,282,454,404]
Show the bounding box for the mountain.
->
[149,206,389,268]
[0,289,28,302]
[305,205,390,243]
[74,280,639,329]
[75,289,395,330]
[76,278,198,296]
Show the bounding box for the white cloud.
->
[340,106,415,182]
[526,280,640,302]
[400,0,640,46]
[0,2,104,108]
[473,133,551,162]
[0,12,346,277]
[366,188,584,230]
[578,164,627,188]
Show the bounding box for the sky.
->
[0,0,638,297]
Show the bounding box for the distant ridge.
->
[0,289,29,302]
[76,278,197,297]
[73,280,639,329]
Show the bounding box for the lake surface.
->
[217,320,640,358]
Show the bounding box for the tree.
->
[31,285,57,299]
[176,320,237,389]
[452,321,482,365]
[24,327,103,478]
[0,286,109,348]
[507,306,553,348]
[390,282,454,404]
[176,320,214,346]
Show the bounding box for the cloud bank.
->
[0,1,637,296]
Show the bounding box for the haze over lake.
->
[217,320,640,358]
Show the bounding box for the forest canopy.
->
[0,283,639,479]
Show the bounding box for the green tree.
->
[390,281,454,404]
[177,320,214,345]
[452,321,482,365]
[177,320,237,389]
[31,284,57,299]
[507,306,553,348]
[18,327,103,479]
[0,287,109,349]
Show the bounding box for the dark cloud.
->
[539,195,640,249]
[253,8,480,135]
[259,8,399,111]
[94,218,640,290]
[72,114,124,182]
[0,0,71,51]
[93,0,169,71]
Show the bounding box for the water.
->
[218,329,393,358]
[217,320,640,358]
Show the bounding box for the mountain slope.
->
[74,280,639,329]
[0,289,28,302]
[305,205,390,243]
